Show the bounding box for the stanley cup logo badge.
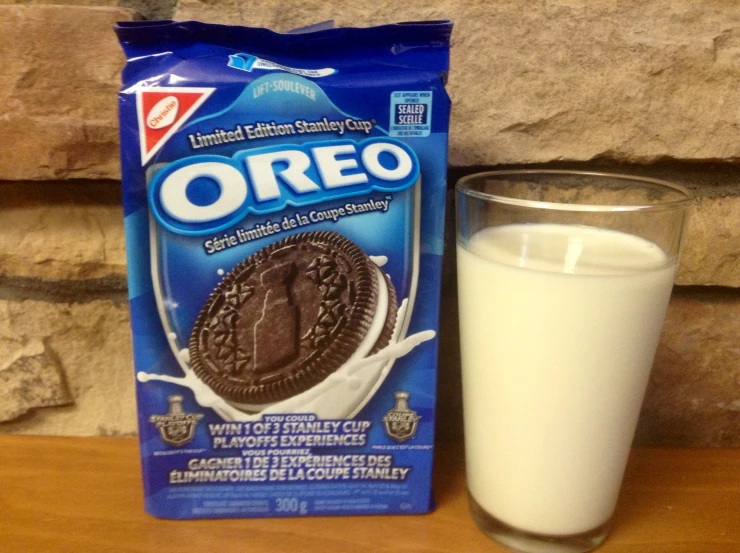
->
[149,395,204,447]
[383,391,421,443]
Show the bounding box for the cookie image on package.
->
[189,231,398,406]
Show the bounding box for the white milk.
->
[457,223,676,536]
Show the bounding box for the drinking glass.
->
[456,170,692,553]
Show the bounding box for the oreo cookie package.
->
[115,19,452,519]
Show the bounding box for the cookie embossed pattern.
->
[116,19,452,519]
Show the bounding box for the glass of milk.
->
[455,171,692,553]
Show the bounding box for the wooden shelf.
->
[1,436,739,552]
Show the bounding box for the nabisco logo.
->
[136,87,215,165]
[147,96,179,130]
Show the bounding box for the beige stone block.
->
[174,0,446,29]
[175,0,740,166]
[437,283,740,447]
[636,289,740,447]
[0,6,136,180]
[0,181,126,281]
[679,195,740,286]
[0,299,136,436]
[0,286,736,444]
[3,2,740,177]
[0,341,72,421]
[1,178,739,286]
[0,1,118,5]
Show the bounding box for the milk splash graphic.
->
[138,255,435,421]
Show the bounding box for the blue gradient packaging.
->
[115,19,452,519]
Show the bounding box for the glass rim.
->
[455,170,694,213]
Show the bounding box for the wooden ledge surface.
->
[1,436,739,552]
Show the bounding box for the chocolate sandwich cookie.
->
[189,231,398,405]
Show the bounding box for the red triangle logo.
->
[136,87,215,165]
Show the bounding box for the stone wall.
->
[0,1,738,446]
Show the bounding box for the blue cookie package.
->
[114,19,452,519]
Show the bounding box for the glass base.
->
[468,491,611,553]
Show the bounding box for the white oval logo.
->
[147,96,179,130]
